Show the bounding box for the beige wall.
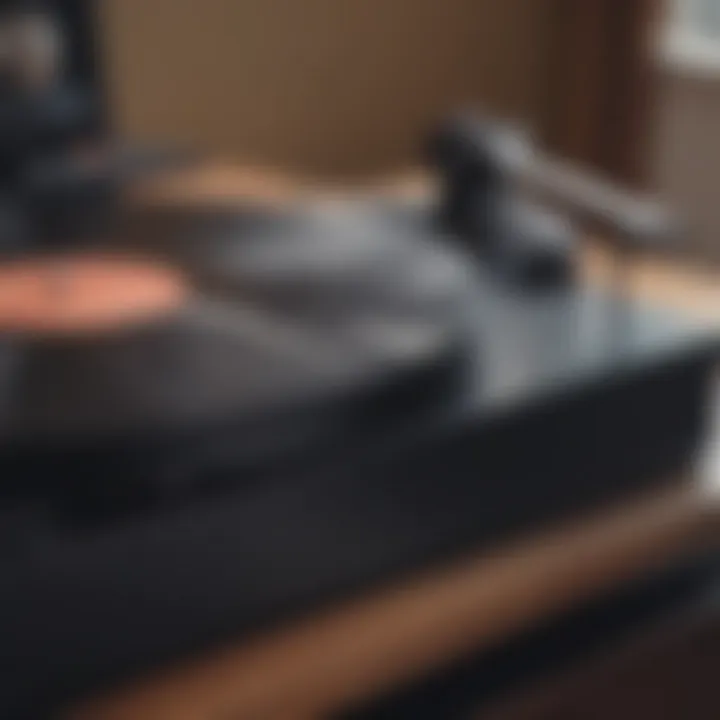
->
[654,69,720,260]
[99,0,549,176]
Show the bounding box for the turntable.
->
[0,4,718,717]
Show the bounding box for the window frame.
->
[661,0,720,76]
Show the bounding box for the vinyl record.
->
[0,202,472,476]
[115,198,474,340]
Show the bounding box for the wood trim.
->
[543,1,658,186]
[601,1,658,186]
[544,0,611,168]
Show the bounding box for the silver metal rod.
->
[513,151,679,250]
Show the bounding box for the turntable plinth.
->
[59,168,720,720]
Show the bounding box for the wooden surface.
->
[66,167,720,720]
[543,1,657,185]
[99,0,550,175]
[481,593,720,720]
[68,485,719,720]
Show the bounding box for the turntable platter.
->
[0,203,469,458]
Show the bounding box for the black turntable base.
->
[0,197,717,717]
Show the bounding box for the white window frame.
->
[661,0,720,76]
[673,0,720,37]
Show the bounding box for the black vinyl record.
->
[0,201,472,500]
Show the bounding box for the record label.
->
[0,255,188,335]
